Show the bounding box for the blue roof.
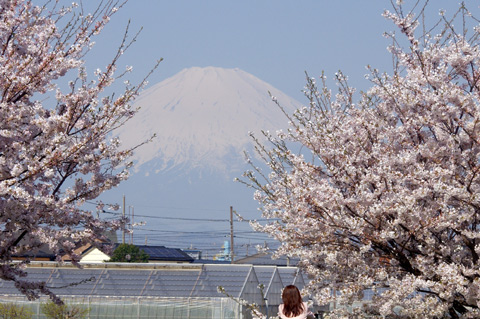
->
[113,244,194,262]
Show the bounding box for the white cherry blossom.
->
[244,2,480,318]
[0,0,159,303]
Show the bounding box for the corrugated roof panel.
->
[264,268,284,305]
[278,267,298,285]
[0,269,55,296]
[144,269,200,297]
[0,278,17,295]
[91,269,151,296]
[49,268,104,296]
[238,266,263,306]
[293,270,306,291]
[253,266,276,287]
[23,268,54,281]
[190,265,251,298]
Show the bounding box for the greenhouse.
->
[0,262,316,318]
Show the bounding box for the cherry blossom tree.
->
[0,0,158,303]
[244,2,480,318]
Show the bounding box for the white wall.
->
[80,248,110,263]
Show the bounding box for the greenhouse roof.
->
[0,262,306,306]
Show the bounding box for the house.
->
[182,248,202,260]
[77,244,111,263]
[66,244,194,263]
[11,243,56,261]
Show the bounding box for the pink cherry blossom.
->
[245,2,480,318]
[0,0,159,303]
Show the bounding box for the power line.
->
[87,202,281,252]
[86,201,277,222]
[136,214,229,222]
[138,228,230,235]
[101,209,278,223]
[101,210,229,222]
[85,200,259,214]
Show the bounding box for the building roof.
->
[11,243,56,261]
[113,244,194,263]
[0,262,305,306]
[14,242,194,264]
[234,252,299,266]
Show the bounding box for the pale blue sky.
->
[88,0,470,102]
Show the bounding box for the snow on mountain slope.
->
[115,66,301,174]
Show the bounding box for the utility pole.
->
[230,206,234,264]
[122,195,126,244]
[131,206,134,245]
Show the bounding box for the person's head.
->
[281,285,304,317]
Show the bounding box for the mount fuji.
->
[105,66,301,253]
[115,66,300,175]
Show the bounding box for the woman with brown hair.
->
[278,285,313,319]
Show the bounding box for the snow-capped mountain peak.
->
[115,66,300,174]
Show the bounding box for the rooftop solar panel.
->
[112,244,194,262]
